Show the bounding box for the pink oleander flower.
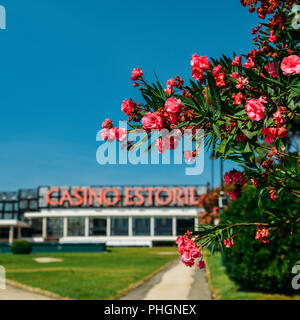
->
[102,118,113,129]
[265,62,278,78]
[232,92,244,105]
[101,128,116,142]
[268,189,277,201]
[212,65,223,75]
[255,225,270,244]
[155,137,165,154]
[131,68,143,81]
[165,87,172,96]
[224,169,244,185]
[142,112,164,130]
[169,112,180,125]
[190,247,202,259]
[258,96,267,104]
[165,78,175,96]
[280,55,300,74]
[114,128,127,142]
[232,56,241,66]
[121,99,135,115]
[177,233,203,268]
[245,98,266,121]
[224,173,232,185]
[176,235,185,247]
[213,65,226,88]
[165,97,182,114]
[224,237,234,248]
[155,134,180,153]
[236,76,249,90]
[273,111,285,126]
[261,127,277,143]
[181,252,195,267]
[268,31,277,43]
[192,66,204,81]
[191,54,211,69]
[197,260,206,269]
[277,126,288,139]
[244,57,255,69]
[231,72,239,79]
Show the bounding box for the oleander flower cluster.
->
[100,0,300,254]
[176,231,205,269]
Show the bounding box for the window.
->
[68,217,85,236]
[3,213,14,219]
[47,217,64,239]
[89,217,107,236]
[132,217,150,236]
[111,217,128,236]
[154,218,172,236]
[176,217,195,236]
[0,228,9,240]
[31,218,43,237]
[4,203,13,212]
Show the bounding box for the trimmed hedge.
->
[11,240,32,254]
[221,187,300,293]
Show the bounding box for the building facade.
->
[0,185,207,246]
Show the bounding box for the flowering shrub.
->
[222,187,300,293]
[101,1,300,265]
[197,188,220,225]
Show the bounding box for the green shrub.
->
[221,187,300,293]
[11,240,32,254]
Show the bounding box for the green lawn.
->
[0,247,178,300]
[204,250,300,300]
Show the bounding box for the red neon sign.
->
[45,187,199,207]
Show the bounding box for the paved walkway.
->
[0,284,56,300]
[121,259,212,300]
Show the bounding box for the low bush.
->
[221,187,300,293]
[11,240,32,254]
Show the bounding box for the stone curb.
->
[6,279,70,300]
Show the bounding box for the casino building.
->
[0,185,207,247]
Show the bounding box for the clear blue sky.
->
[0,0,259,191]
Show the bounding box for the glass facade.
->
[176,217,195,235]
[68,217,85,236]
[111,217,128,236]
[18,214,196,243]
[132,217,150,236]
[154,217,172,236]
[89,217,107,236]
[31,218,43,237]
[47,217,64,239]
[0,228,9,241]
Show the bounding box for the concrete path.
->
[121,259,212,300]
[0,284,56,300]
